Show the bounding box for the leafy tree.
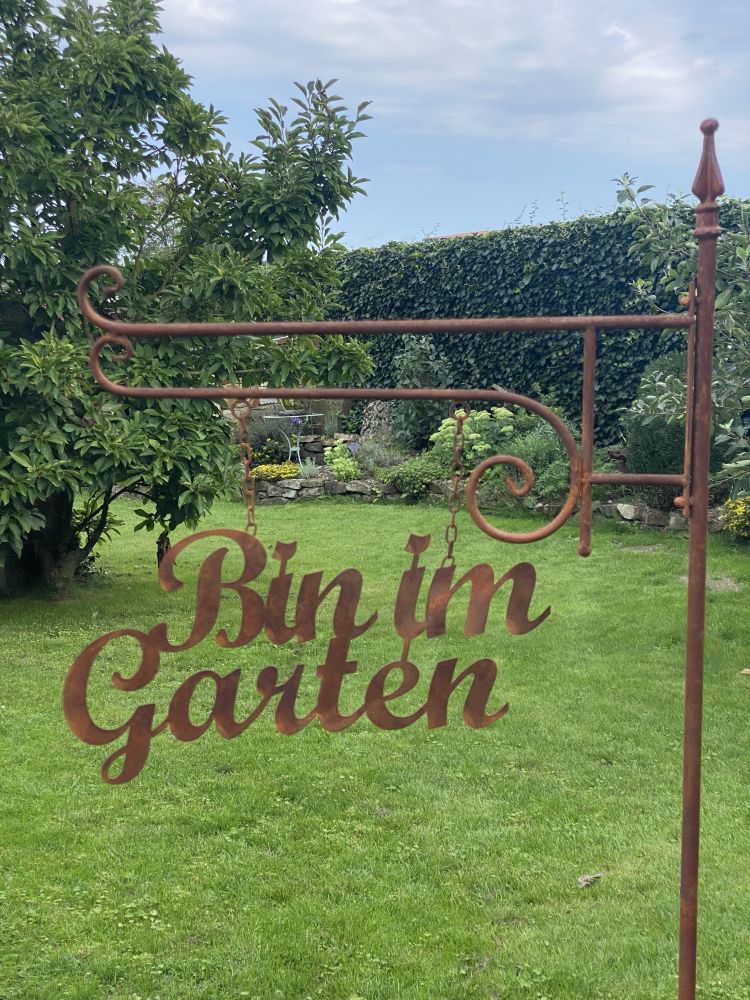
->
[0,0,373,594]
[615,175,750,494]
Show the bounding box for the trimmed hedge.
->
[334,208,745,442]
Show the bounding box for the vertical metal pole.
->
[578,326,596,557]
[678,118,723,1000]
[676,282,697,516]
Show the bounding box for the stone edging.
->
[256,476,725,532]
[537,499,724,532]
[255,477,399,504]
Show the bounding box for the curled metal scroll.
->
[465,450,579,545]
[79,265,582,545]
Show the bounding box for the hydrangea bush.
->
[428,407,516,471]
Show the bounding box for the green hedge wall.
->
[334,211,682,443]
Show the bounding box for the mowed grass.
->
[1,498,749,1000]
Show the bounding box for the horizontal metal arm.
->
[79,266,692,338]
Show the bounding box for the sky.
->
[158,0,750,250]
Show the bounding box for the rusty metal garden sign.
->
[63,121,725,999]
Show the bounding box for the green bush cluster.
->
[624,352,728,510]
[248,435,289,466]
[623,411,686,511]
[391,337,454,450]
[324,442,360,482]
[429,407,516,469]
[356,436,404,477]
[503,424,574,503]
[379,455,443,502]
[282,404,616,509]
[428,406,580,503]
[420,404,613,507]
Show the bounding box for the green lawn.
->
[1,499,749,1000]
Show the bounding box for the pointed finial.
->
[691,119,724,203]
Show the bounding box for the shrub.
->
[722,494,750,540]
[340,400,367,435]
[424,401,597,506]
[391,337,456,450]
[624,351,728,510]
[636,349,689,382]
[356,434,404,477]
[468,422,578,506]
[623,411,686,511]
[249,436,289,465]
[428,406,517,473]
[380,455,442,502]
[324,442,361,482]
[250,462,300,482]
[512,424,572,501]
[244,415,290,465]
[298,458,322,479]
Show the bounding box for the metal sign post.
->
[66,120,723,1000]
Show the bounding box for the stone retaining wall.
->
[256,476,724,531]
[255,477,399,505]
[535,499,724,532]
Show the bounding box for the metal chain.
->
[442,403,468,567]
[230,398,259,536]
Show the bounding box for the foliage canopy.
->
[0,0,373,592]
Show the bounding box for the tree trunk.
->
[1,493,85,595]
[156,530,171,566]
[1,489,116,596]
[24,492,84,592]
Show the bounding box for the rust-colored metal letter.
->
[365,660,426,729]
[265,541,299,644]
[426,562,550,638]
[155,529,267,651]
[394,534,432,642]
[62,628,164,784]
[167,670,231,742]
[315,636,366,731]
[256,664,316,735]
[296,567,377,643]
[426,657,509,729]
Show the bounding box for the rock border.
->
[255,476,399,505]
[256,476,725,532]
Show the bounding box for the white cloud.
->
[159,0,749,157]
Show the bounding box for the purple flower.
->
[290,416,302,426]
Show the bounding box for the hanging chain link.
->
[442,403,468,567]
[230,398,259,536]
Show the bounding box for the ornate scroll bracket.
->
[78,265,696,555]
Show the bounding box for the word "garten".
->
[63,530,551,783]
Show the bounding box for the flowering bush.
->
[324,441,360,482]
[428,406,517,472]
[250,462,300,482]
[722,494,750,541]
[249,436,289,465]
